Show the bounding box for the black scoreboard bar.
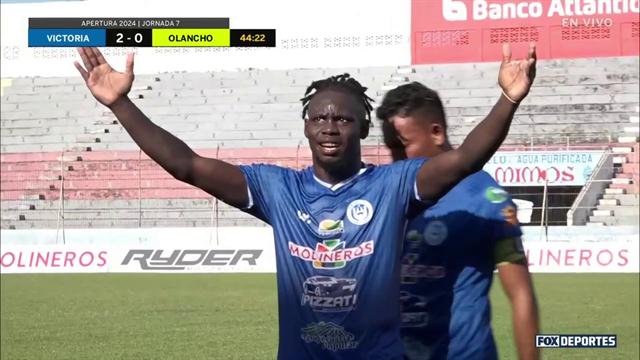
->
[28,18,276,48]
[29,17,230,29]
[230,29,276,47]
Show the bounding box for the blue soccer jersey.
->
[399,171,525,360]
[240,159,425,360]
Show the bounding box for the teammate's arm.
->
[416,43,536,201]
[74,47,249,208]
[498,262,540,360]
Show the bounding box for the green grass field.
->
[1,274,638,360]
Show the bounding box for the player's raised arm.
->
[416,43,536,202]
[74,47,249,208]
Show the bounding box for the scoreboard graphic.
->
[28,18,276,47]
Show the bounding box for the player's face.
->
[389,114,445,159]
[304,89,368,168]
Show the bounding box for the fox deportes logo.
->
[121,249,262,270]
[535,334,617,348]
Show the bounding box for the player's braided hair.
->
[300,73,375,127]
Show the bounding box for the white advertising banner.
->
[524,241,639,273]
[1,227,638,273]
[110,246,273,273]
[1,227,277,274]
[483,151,604,187]
[0,246,109,273]
[0,245,275,274]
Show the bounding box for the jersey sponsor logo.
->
[405,230,424,249]
[423,220,448,246]
[289,240,374,269]
[346,199,373,225]
[400,291,429,328]
[402,253,421,265]
[302,276,357,312]
[318,219,344,237]
[401,253,421,284]
[401,253,447,282]
[301,321,359,351]
[485,186,508,203]
[502,205,519,226]
[402,265,447,280]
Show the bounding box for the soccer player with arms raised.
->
[377,45,540,360]
[74,42,535,359]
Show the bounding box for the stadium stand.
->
[1,57,638,229]
[589,142,640,225]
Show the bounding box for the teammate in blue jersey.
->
[377,81,540,360]
[74,43,536,359]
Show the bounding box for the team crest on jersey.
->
[318,219,344,236]
[289,240,374,269]
[423,220,448,246]
[346,199,373,225]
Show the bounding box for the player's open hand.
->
[498,43,537,104]
[74,47,134,107]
